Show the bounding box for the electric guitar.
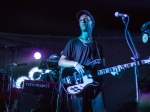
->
[61,59,150,94]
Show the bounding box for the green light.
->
[142,33,149,43]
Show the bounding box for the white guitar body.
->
[62,68,99,94]
[66,74,98,94]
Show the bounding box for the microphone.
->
[10,63,27,67]
[115,12,128,18]
[16,63,27,66]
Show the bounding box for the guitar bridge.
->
[62,73,83,85]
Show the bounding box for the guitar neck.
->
[97,59,149,76]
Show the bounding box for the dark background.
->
[0,0,150,36]
[0,1,150,112]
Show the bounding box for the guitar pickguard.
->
[66,74,99,94]
[62,68,99,94]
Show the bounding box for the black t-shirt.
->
[62,38,104,66]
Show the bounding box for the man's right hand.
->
[58,55,85,74]
[74,63,85,75]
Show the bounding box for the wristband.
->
[74,62,78,67]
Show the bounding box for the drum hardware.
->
[4,63,27,111]
[0,73,10,92]
[2,74,10,92]
[38,59,59,70]
[38,54,59,70]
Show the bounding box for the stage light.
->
[142,32,149,43]
[15,76,29,88]
[34,52,41,59]
[28,67,43,80]
[141,21,150,43]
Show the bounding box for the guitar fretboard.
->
[97,59,150,75]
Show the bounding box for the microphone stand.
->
[121,16,141,103]
[56,67,63,112]
[5,64,15,112]
[5,63,27,112]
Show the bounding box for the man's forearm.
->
[58,59,78,68]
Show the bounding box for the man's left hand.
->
[110,65,125,77]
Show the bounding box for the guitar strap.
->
[94,42,107,109]
[94,41,101,61]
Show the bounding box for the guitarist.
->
[58,10,124,112]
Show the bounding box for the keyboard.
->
[22,80,58,95]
